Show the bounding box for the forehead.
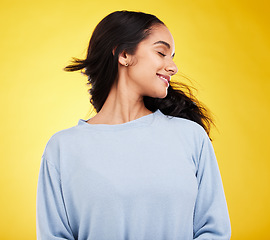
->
[142,24,175,52]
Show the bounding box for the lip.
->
[156,73,171,82]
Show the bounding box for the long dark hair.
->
[64,10,214,137]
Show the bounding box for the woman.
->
[36,10,231,240]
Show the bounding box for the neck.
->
[89,76,152,125]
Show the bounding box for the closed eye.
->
[158,52,166,57]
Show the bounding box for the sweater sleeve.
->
[193,132,231,240]
[36,155,75,240]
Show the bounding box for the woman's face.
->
[123,24,178,99]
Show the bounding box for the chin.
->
[144,84,168,99]
[159,92,168,99]
[152,89,168,99]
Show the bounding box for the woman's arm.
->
[36,156,75,240]
[193,133,231,239]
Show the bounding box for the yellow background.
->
[1,0,269,239]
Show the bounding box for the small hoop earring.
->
[125,63,129,67]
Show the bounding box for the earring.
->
[125,63,129,67]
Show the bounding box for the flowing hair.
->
[64,10,214,138]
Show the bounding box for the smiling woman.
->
[63,11,212,132]
[36,10,231,240]
[114,24,178,100]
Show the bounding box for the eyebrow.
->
[153,40,175,58]
[153,40,171,49]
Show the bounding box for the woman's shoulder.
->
[43,122,84,152]
[49,124,79,140]
[159,111,207,138]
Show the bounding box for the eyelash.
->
[158,52,166,57]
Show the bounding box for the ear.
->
[118,50,129,66]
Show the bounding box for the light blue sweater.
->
[36,109,231,240]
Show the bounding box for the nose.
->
[165,59,178,76]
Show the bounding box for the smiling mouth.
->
[156,73,170,86]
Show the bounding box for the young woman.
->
[36,10,231,240]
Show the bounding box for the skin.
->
[87,24,178,125]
